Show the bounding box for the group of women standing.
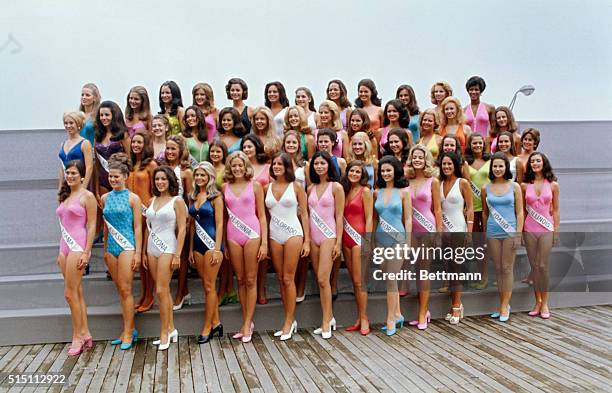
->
[55,76,560,356]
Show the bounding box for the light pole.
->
[509,85,535,111]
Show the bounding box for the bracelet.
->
[467,220,474,223]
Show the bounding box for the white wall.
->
[1,0,611,130]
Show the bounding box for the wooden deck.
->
[1,305,611,393]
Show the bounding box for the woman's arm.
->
[514,183,524,233]
[173,198,187,269]
[295,183,311,257]
[253,182,268,261]
[130,193,143,270]
[551,182,560,232]
[431,178,444,232]
[481,186,488,233]
[363,187,374,233]
[401,189,413,234]
[460,179,474,232]
[82,140,94,187]
[306,134,315,161]
[332,182,345,260]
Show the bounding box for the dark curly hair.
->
[152,165,179,196]
[355,79,382,107]
[523,152,557,183]
[383,99,410,128]
[376,156,408,189]
[58,160,86,203]
[309,151,339,183]
[158,81,183,116]
[182,105,208,142]
[264,81,290,109]
[340,160,370,193]
[488,152,513,181]
[225,78,249,100]
[241,134,268,164]
[438,151,463,181]
[94,101,127,143]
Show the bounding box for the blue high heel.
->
[112,329,138,347]
[386,327,397,336]
[490,312,500,319]
[381,316,405,331]
[499,306,511,322]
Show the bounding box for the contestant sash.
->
[195,220,216,250]
[343,218,362,246]
[442,213,461,232]
[412,207,436,233]
[96,152,109,173]
[59,220,83,252]
[487,203,516,233]
[104,218,135,251]
[469,181,481,199]
[271,215,301,238]
[174,166,184,197]
[227,208,259,239]
[189,155,199,169]
[526,205,554,232]
[310,209,335,239]
[379,216,402,233]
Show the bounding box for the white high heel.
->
[280,321,297,341]
[313,318,336,335]
[173,293,192,311]
[155,329,178,350]
[449,304,464,325]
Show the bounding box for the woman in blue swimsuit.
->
[482,152,524,322]
[189,162,225,344]
[101,153,143,349]
[59,111,94,191]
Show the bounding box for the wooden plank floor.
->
[1,306,611,393]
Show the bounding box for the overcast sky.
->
[1,0,611,130]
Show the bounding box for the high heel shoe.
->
[540,310,551,319]
[314,318,336,335]
[296,294,305,303]
[158,329,178,351]
[153,329,177,346]
[242,323,255,343]
[67,339,85,356]
[417,311,431,330]
[382,316,405,330]
[198,324,223,344]
[137,300,154,313]
[280,321,297,341]
[233,322,253,340]
[360,322,371,336]
[121,330,138,350]
[111,329,138,345]
[173,293,192,311]
[490,311,501,319]
[499,305,511,322]
[83,335,93,349]
[345,321,361,332]
[449,304,464,325]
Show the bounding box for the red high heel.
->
[345,322,361,332]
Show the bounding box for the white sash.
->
[343,218,362,246]
[526,205,554,232]
[412,208,436,233]
[174,166,184,197]
[141,204,147,217]
[195,220,217,250]
[59,220,83,252]
[469,181,481,199]
[104,218,135,251]
[310,209,335,239]
[149,230,170,254]
[60,158,66,171]
[442,213,458,232]
[379,216,402,233]
[189,155,199,169]
[487,203,516,233]
[227,208,259,239]
[270,215,301,238]
[96,152,109,173]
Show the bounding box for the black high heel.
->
[198,324,223,344]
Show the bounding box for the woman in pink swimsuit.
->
[307,151,345,339]
[406,145,443,330]
[56,160,97,356]
[222,151,268,343]
[521,152,559,319]
[241,134,271,304]
[463,76,495,138]
[191,82,219,143]
[124,86,152,138]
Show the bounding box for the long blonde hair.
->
[191,161,220,200]
[406,144,436,178]
[79,83,101,118]
[346,132,375,165]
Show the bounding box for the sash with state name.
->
[412,208,436,233]
[343,218,362,246]
[195,220,217,250]
[59,220,83,252]
[526,205,554,232]
[442,213,462,232]
[487,203,516,233]
[271,215,301,238]
[310,209,335,239]
[104,218,135,251]
[96,152,109,173]
[379,216,402,233]
[469,181,481,200]
[227,208,259,239]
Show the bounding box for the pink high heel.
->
[417,311,431,330]
[528,310,540,317]
[83,335,93,349]
[233,321,254,340]
[67,339,85,356]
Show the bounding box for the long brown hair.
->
[130,130,155,169]
[58,160,85,203]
